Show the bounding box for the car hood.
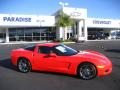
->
[73,50,111,64]
[76,50,105,58]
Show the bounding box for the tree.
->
[55,11,74,40]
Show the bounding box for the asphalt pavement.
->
[0,41,120,90]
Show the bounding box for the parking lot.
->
[0,41,120,90]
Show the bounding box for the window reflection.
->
[17,29,24,36]
[9,27,56,41]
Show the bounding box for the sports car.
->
[11,43,112,80]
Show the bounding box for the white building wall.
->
[0,14,55,27]
[0,7,120,42]
[0,28,6,33]
[56,27,64,40]
[63,7,87,19]
[87,18,120,28]
[62,7,88,41]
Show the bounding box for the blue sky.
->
[0,0,120,19]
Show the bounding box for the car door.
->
[33,46,70,73]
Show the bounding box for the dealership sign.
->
[93,20,111,24]
[0,14,55,27]
[70,12,81,17]
[3,17,31,22]
[87,18,120,28]
[63,7,87,19]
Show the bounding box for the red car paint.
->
[11,43,112,77]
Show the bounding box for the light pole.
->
[39,20,45,27]
[36,19,45,41]
[59,2,69,8]
[36,19,45,27]
[59,2,69,40]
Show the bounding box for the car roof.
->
[36,42,60,47]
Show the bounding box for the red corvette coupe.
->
[11,43,112,80]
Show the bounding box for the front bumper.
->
[97,63,112,76]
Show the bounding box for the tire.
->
[77,63,97,80]
[17,58,31,73]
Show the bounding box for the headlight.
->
[97,65,105,69]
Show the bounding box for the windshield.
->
[53,44,78,56]
[111,32,116,36]
[116,32,120,36]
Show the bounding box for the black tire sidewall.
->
[17,58,31,73]
[77,63,97,80]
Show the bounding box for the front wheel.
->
[77,63,97,80]
[17,58,31,73]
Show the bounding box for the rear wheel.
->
[17,58,31,73]
[77,63,97,80]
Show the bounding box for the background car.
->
[95,32,106,39]
[11,43,112,80]
[88,32,109,40]
[108,30,120,39]
[0,38,5,43]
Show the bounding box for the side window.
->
[38,46,51,54]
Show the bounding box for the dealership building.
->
[0,7,120,42]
